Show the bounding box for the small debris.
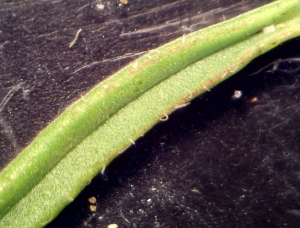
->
[69,28,82,48]
[108,224,118,228]
[120,210,130,223]
[90,205,97,212]
[251,97,258,102]
[96,3,105,9]
[146,198,153,205]
[175,102,190,109]
[232,90,242,99]
[88,196,97,204]
[263,24,276,34]
[120,0,128,4]
[191,188,200,194]
[160,113,169,121]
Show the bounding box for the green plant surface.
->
[0,0,300,227]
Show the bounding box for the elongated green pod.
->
[0,0,300,226]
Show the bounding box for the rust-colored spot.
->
[251,97,258,102]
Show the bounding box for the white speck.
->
[129,138,135,145]
[147,198,152,205]
[232,90,242,99]
[175,102,190,109]
[138,209,145,215]
[108,224,118,228]
[203,86,210,91]
[101,166,106,175]
[150,187,157,191]
[96,4,105,10]
[221,71,227,79]
[263,24,276,34]
[191,188,200,194]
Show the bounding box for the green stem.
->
[0,0,300,227]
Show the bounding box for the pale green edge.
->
[1,12,299,228]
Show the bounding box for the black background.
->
[0,0,300,227]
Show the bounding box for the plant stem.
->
[0,0,299,227]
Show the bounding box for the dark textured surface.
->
[1,0,299,227]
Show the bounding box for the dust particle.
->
[88,196,97,204]
[96,3,105,10]
[108,224,118,228]
[89,205,97,212]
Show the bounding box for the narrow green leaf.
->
[0,0,300,227]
